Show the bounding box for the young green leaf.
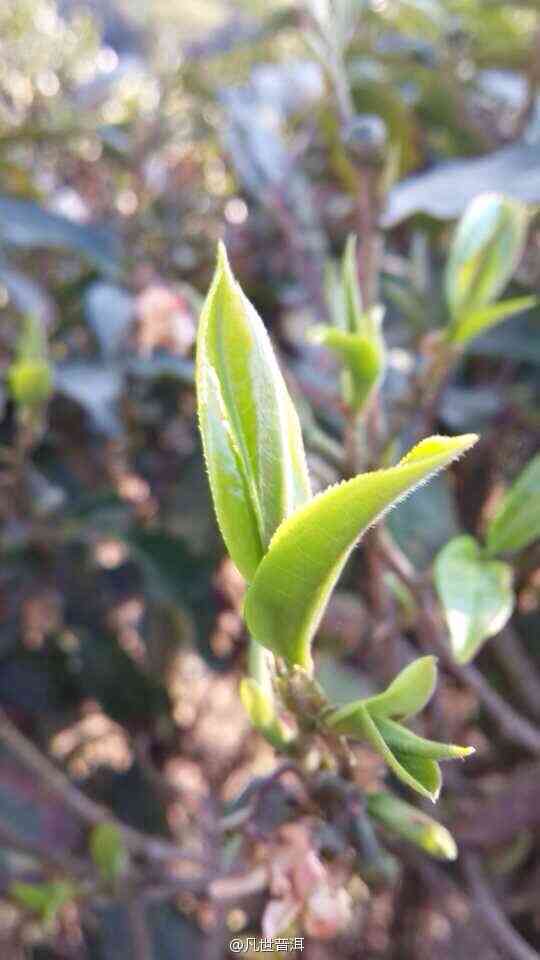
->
[342,234,364,334]
[196,243,311,579]
[340,702,442,801]
[318,236,385,413]
[90,822,127,884]
[244,434,478,670]
[445,193,528,322]
[361,656,437,721]
[372,716,473,761]
[367,792,458,860]
[448,295,537,346]
[310,318,384,413]
[325,659,472,800]
[434,535,514,663]
[485,454,540,556]
[197,361,263,580]
[11,881,75,927]
[328,657,437,729]
[7,314,52,409]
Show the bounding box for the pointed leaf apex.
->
[400,433,478,467]
[216,239,229,272]
[449,744,475,758]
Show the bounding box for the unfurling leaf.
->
[485,454,540,556]
[326,658,472,801]
[448,295,537,346]
[317,235,385,412]
[445,193,528,323]
[244,435,477,671]
[434,535,514,663]
[196,243,310,579]
[311,319,384,413]
[342,234,364,334]
[367,792,458,860]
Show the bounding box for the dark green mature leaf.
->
[244,435,477,670]
[445,193,528,323]
[382,143,540,226]
[84,282,133,359]
[196,243,311,580]
[367,792,458,860]
[54,362,123,436]
[486,454,540,556]
[0,196,121,274]
[434,535,514,663]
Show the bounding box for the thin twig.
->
[0,818,88,878]
[463,854,540,960]
[0,709,206,869]
[490,627,540,721]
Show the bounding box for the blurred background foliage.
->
[0,1,539,958]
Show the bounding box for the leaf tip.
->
[216,239,229,271]
[449,744,475,759]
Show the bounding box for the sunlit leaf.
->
[244,435,477,670]
[434,535,514,663]
[196,243,311,579]
[485,454,540,556]
[445,193,528,322]
[383,143,540,226]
